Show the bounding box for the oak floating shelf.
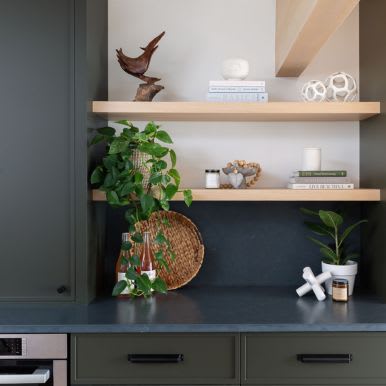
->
[92,101,380,122]
[92,189,381,202]
[276,0,359,77]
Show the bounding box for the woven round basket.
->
[136,211,204,290]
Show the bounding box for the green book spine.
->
[296,170,347,177]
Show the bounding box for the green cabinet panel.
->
[242,333,386,385]
[71,333,240,384]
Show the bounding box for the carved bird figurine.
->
[116,31,165,85]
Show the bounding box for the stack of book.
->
[206,80,268,102]
[287,170,354,189]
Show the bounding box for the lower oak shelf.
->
[92,189,381,202]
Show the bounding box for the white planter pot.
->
[321,260,358,296]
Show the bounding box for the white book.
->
[288,183,354,190]
[209,80,265,87]
[206,92,268,102]
[289,177,351,184]
[208,86,265,93]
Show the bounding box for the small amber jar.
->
[332,279,349,302]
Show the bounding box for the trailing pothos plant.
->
[90,120,192,297]
[301,208,367,266]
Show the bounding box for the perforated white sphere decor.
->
[301,80,327,102]
[325,72,358,102]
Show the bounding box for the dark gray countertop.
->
[1,287,386,333]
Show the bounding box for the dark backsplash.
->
[99,201,362,294]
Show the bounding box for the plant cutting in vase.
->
[301,208,367,295]
[90,120,192,297]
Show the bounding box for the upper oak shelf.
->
[92,101,380,122]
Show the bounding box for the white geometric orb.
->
[301,80,327,102]
[325,72,358,102]
[222,58,249,80]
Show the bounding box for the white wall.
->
[108,0,359,188]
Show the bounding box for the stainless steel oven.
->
[0,335,67,386]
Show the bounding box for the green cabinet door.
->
[0,0,75,300]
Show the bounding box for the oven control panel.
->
[0,338,25,356]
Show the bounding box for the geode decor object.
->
[116,31,165,101]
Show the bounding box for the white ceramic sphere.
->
[222,58,249,80]
[325,72,358,102]
[301,80,327,102]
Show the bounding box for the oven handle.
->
[0,369,50,384]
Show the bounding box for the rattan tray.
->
[136,211,204,290]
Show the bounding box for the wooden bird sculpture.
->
[116,31,165,101]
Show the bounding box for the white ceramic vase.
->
[321,260,358,296]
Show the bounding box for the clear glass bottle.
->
[115,233,133,298]
[140,231,156,283]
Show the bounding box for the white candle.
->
[302,148,321,171]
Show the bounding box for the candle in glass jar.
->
[205,170,220,189]
[302,148,321,171]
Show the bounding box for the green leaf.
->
[169,149,177,168]
[140,194,155,213]
[131,233,143,243]
[156,130,173,144]
[106,191,120,205]
[165,184,178,199]
[152,144,169,158]
[90,166,103,184]
[98,126,116,136]
[152,277,168,293]
[300,207,320,217]
[319,210,343,229]
[125,267,138,280]
[103,154,118,170]
[109,139,129,154]
[183,189,193,207]
[308,236,335,254]
[304,221,334,237]
[161,175,171,185]
[157,258,171,273]
[341,253,359,265]
[134,172,143,184]
[136,274,152,295]
[320,247,338,263]
[90,134,105,145]
[155,251,164,261]
[156,160,168,170]
[103,173,116,188]
[149,173,162,184]
[120,256,128,265]
[169,251,176,261]
[144,122,158,134]
[112,280,127,296]
[155,232,167,244]
[339,220,368,247]
[120,182,135,196]
[168,169,181,185]
[130,254,141,267]
[121,241,132,251]
[116,120,132,127]
[159,200,170,211]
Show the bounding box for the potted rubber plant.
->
[90,120,192,297]
[301,208,367,295]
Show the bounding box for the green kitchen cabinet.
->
[242,333,386,385]
[71,333,240,384]
[0,0,107,302]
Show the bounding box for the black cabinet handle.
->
[128,354,184,363]
[297,354,352,364]
[57,286,67,294]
